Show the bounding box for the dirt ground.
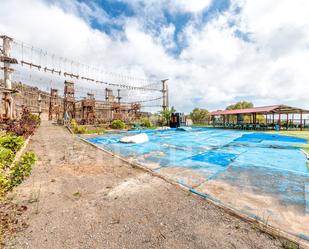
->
[3,122,292,249]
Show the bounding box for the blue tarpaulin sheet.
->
[235,132,307,143]
[86,127,309,225]
[191,151,237,167]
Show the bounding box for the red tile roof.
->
[210,105,282,115]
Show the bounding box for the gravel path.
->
[5,122,287,249]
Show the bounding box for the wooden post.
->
[161,79,168,111]
[286,114,288,130]
[117,89,121,104]
[300,111,303,131]
[38,93,42,117]
[49,89,59,121]
[1,35,17,120]
[272,112,275,125]
[278,112,281,125]
[63,81,75,121]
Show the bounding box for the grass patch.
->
[73,191,81,198]
[191,124,212,127]
[281,240,299,249]
[83,127,106,134]
[70,119,106,134]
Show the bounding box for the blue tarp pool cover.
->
[86,128,309,224]
[87,128,308,174]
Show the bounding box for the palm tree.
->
[159,106,176,126]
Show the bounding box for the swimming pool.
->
[86,127,309,240]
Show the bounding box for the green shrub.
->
[73,125,87,134]
[150,114,165,127]
[9,152,37,188]
[111,119,126,129]
[70,119,78,128]
[0,133,36,198]
[0,135,24,153]
[0,147,14,168]
[0,174,10,197]
[140,117,153,128]
[0,151,36,198]
[30,114,41,126]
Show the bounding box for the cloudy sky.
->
[1,0,309,112]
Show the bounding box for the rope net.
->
[8,39,164,113]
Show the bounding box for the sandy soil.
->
[3,122,288,249]
[197,179,309,239]
[157,167,207,188]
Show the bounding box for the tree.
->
[159,107,176,126]
[190,108,209,124]
[225,101,265,123]
[226,101,253,110]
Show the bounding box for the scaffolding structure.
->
[48,88,61,121]
[63,80,75,119]
[0,34,167,124]
[81,93,95,124]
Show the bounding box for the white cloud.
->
[118,0,212,14]
[170,0,212,13]
[173,0,309,110]
[0,0,309,113]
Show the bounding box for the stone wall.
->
[0,80,145,123]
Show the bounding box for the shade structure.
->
[210,105,309,131]
[210,105,309,116]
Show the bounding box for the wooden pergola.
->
[210,105,309,130]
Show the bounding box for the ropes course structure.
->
[0,35,169,123]
[12,38,162,91]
